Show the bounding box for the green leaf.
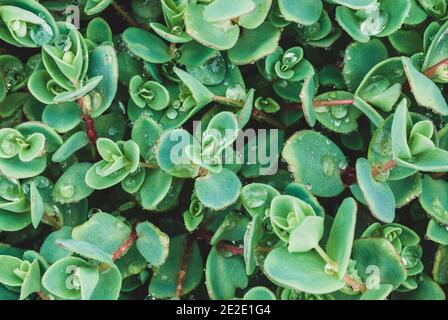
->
[72,212,131,254]
[264,248,345,294]
[56,239,114,265]
[278,0,323,25]
[42,257,88,299]
[42,102,82,133]
[78,266,99,300]
[402,57,448,115]
[419,175,448,225]
[184,4,240,51]
[53,163,93,204]
[356,157,396,223]
[40,227,73,264]
[122,28,171,64]
[136,221,169,266]
[205,247,248,300]
[0,255,23,286]
[288,216,324,253]
[30,182,44,228]
[360,284,393,300]
[353,238,407,289]
[426,219,448,245]
[204,0,256,22]
[195,168,242,210]
[228,22,281,65]
[326,197,357,279]
[282,130,347,197]
[19,259,41,300]
[149,235,202,299]
[243,286,277,300]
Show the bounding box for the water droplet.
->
[305,184,313,191]
[30,23,54,45]
[242,187,268,209]
[166,108,178,120]
[107,126,118,136]
[324,263,336,275]
[60,184,75,198]
[0,137,18,156]
[277,80,288,88]
[360,3,388,36]
[34,176,50,188]
[225,85,246,101]
[321,155,336,177]
[330,105,348,119]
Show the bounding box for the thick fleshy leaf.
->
[326,197,357,279]
[42,102,82,133]
[282,130,347,197]
[402,57,448,115]
[426,219,448,245]
[278,0,323,25]
[184,4,240,50]
[195,168,242,210]
[56,239,114,265]
[419,175,448,225]
[204,0,256,22]
[149,234,202,298]
[288,216,324,253]
[136,221,169,266]
[356,158,396,223]
[353,238,406,289]
[264,248,345,294]
[30,182,44,228]
[360,284,393,300]
[53,163,94,204]
[228,23,281,65]
[87,45,119,117]
[122,28,171,64]
[205,247,248,300]
[72,212,131,254]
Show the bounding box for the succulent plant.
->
[0,0,447,302]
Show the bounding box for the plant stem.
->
[139,162,159,169]
[37,291,50,300]
[371,159,397,177]
[252,109,286,130]
[175,233,195,298]
[42,213,62,230]
[77,98,99,152]
[292,99,355,111]
[112,230,137,261]
[212,96,245,108]
[424,58,448,79]
[213,96,286,129]
[315,245,367,293]
[111,1,149,30]
[315,245,338,270]
[194,229,244,255]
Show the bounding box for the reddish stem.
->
[424,58,448,79]
[371,159,397,177]
[112,231,137,261]
[37,291,50,300]
[77,98,99,158]
[194,229,244,256]
[82,114,98,146]
[111,1,149,30]
[290,99,355,111]
[175,233,195,298]
[341,160,398,187]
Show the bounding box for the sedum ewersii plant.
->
[0,0,448,301]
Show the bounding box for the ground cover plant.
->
[0,0,447,301]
